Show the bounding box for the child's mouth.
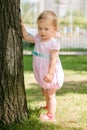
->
[42,35,45,36]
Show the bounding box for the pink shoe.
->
[40,113,56,122]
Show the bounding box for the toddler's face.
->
[38,20,56,41]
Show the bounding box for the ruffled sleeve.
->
[49,37,61,51]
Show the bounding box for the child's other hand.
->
[56,32,61,38]
[44,73,53,83]
[53,32,61,39]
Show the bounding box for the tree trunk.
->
[0,0,28,124]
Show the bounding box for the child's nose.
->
[41,29,45,33]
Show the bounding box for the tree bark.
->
[0,0,28,124]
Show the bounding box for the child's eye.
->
[38,27,42,30]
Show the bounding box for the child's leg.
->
[46,88,57,115]
[41,88,48,109]
[40,88,57,121]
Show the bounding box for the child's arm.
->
[44,50,58,83]
[21,23,35,43]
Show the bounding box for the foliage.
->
[73,17,87,29]
[21,2,33,25]
[55,0,60,3]
[60,17,87,29]
[60,10,87,29]
[73,10,84,17]
[22,40,34,50]
[66,10,84,17]
[21,2,30,15]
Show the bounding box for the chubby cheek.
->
[38,31,41,36]
[38,30,40,34]
[48,32,54,37]
[38,30,43,35]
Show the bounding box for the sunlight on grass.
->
[64,70,87,81]
[23,55,87,130]
[1,55,87,130]
[24,70,87,130]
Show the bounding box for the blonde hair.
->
[37,11,58,29]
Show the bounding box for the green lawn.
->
[1,55,87,130]
[23,55,87,72]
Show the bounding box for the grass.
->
[1,55,87,130]
[23,55,87,72]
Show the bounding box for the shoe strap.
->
[45,106,48,110]
[47,113,55,119]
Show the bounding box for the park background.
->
[21,0,87,130]
[0,0,87,130]
[21,0,87,51]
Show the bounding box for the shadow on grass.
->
[26,81,87,103]
[57,81,87,96]
[1,81,87,130]
[0,106,84,130]
[26,83,45,103]
[0,109,84,130]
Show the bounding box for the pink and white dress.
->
[32,34,64,90]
